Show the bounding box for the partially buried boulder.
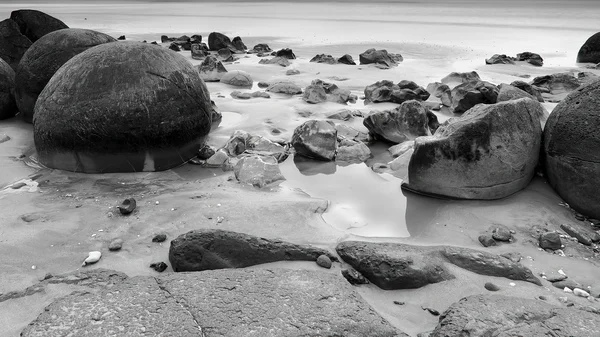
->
[517,51,543,66]
[291,120,337,160]
[15,28,116,123]
[274,48,296,59]
[577,32,600,64]
[310,53,337,64]
[363,100,431,143]
[220,70,253,87]
[544,80,600,218]
[258,56,290,67]
[0,58,16,120]
[33,42,213,173]
[234,154,285,188]
[485,54,515,65]
[231,36,246,52]
[10,9,68,43]
[531,72,581,95]
[0,18,32,70]
[430,294,600,337]
[207,31,231,51]
[196,55,227,82]
[169,229,336,272]
[450,80,498,114]
[359,48,402,68]
[510,80,544,102]
[338,54,356,65]
[441,71,481,86]
[404,98,543,199]
[266,80,302,94]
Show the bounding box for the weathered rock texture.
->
[0,57,16,119]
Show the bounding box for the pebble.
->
[574,288,590,297]
[538,296,547,301]
[478,234,497,247]
[341,268,368,285]
[509,283,516,287]
[484,282,500,291]
[393,301,405,305]
[108,238,124,251]
[82,251,102,266]
[558,296,569,303]
[118,198,136,215]
[422,307,440,316]
[152,234,167,243]
[539,232,562,250]
[150,262,168,272]
[491,226,512,241]
[316,255,332,269]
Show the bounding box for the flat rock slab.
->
[22,269,405,337]
[430,294,600,337]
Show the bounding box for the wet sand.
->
[1,1,600,336]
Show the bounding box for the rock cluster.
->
[364,80,430,104]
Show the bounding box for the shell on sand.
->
[82,251,102,266]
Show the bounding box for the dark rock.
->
[316,254,332,269]
[440,71,481,85]
[363,100,431,143]
[160,35,174,43]
[336,241,455,290]
[190,42,209,59]
[544,80,600,218]
[430,294,600,337]
[485,54,515,65]
[560,224,593,246]
[168,42,180,51]
[364,80,395,103]
[426,109,440,133]
[221,70,253,87]
[517,51,544,66]
[341,268,369,285]
[231,36,246,52]
[577,32,600,63]
[303,83,327,103]
[250,43,272,54]
[310,53,337,64]
[391,88,419,104]
[291,120,337,160]
[510,80,544,102]
[15,28,116,123]
[478,234,497,247]
[531,72,581,95]
[441,246,542,285]
[117,35,125,40]
[0,57,16,120]
[539,231,562,250]
[338,54,356,65]
[118,198,136,215]
[108,238,123,251]
[422,307,440,316]
[484,282,500,291]
[359,48,401,68]
[394,301,405,305]
[10,9,68,43]
[217,47,234,62]
[552,279,583,290]
[491,225,512,241]
[196,55,227,82]
[150,262,168,272]
[544,272,567,282]
[234,155,285,188]
[0,18,32,70]
[208,31,231,51]
[450,80,498,114]
[274,48,296,59]
[190,34,201,44]
[266,80,302,94]
[169,229,336,272]
[152,233,167,243]
[497,83,537,103]
[33,42,213,173]
[258,56,290,67]
[404,98,543,199]
[258,81,269,88]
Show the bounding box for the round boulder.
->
[33,42,213,173]
[220,70,253,87]
[291,120,337,161]
[10,9,68,42]
[577,32,600,64]
[0,57,16,120]
[544,80,600,218]
[15,28,116,123]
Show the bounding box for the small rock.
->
[341,268,369,285]
[150,262,168,272]
[589,285,600,298]
[491,226,512,241]
[108,238,123,251]
[316,255,332,269]
[564,287,574,293]
[258,81,269,88]
[197,144,216,160]
[484,282,500,291]
[478,234,497,247]
[286,69,300,76]
[393,301,405,305]
[554,279,582,290]
[117,198,136,215]
[574,288,590,297]
[82,251,101,266]
[422,307,440,316]
[152,234,167,243]
[539,231,562,250]
[538,295,547,300]
[560,224,593,246]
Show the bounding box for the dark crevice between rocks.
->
[153,277,207,337]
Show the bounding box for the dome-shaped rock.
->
[33,42,213,173]
[544,80,600,218]
[291,120,337,161]
[577,32,600,64]
[0,57,16,119]
[404,98,543,199]
[10,9,68,42]
[220,70,253,87]
[15,28,116,123]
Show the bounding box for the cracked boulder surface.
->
[22,268,406,337]
[430,294,600,337]
[404,98,543,200]
[33,41,213,173]
[169,228,337,272]
[543,79,600,219]
[336,241,541,290]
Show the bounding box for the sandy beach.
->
[1,1,600,336]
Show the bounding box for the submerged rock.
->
[169,229,336,272]
[405,98,543,199]
[543,79,600,218]
[15,28,116,123]
[363,100,431,143]
[336,137,371,163]
[33,42,213,173]
[291,120,337,160]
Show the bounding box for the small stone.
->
[545,273,568,282]
[553,279,582,290]
[564,287,574,293]
[574,213,585,221]
[393,301,405,305]
[478,234,497,247]
[258,81,270,88]
[152,234,167,243]
[560,224,593,246]
[538,295,547,300]
[341,268,369,285]
[31,265,36,270]
[574,288,591,297]
[509,282,516,287]
[484,282,500,291]
[491,226,512,241]
[539,232,562,250]
[316,255,332,269]
[558,296,569,303]
[108,238,124,251]
[286,69,300,76]
[422,307,440,316]
[150,262,168,272]
[117,198,136,215]
[82,251,102,266]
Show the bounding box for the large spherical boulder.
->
[33,42,213,173]
[15,28,116,123]
[10,10,68,42]
[0,57,16,120]
[577,32,600,64]
[404,98,543,199]
[544,80,600,218]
